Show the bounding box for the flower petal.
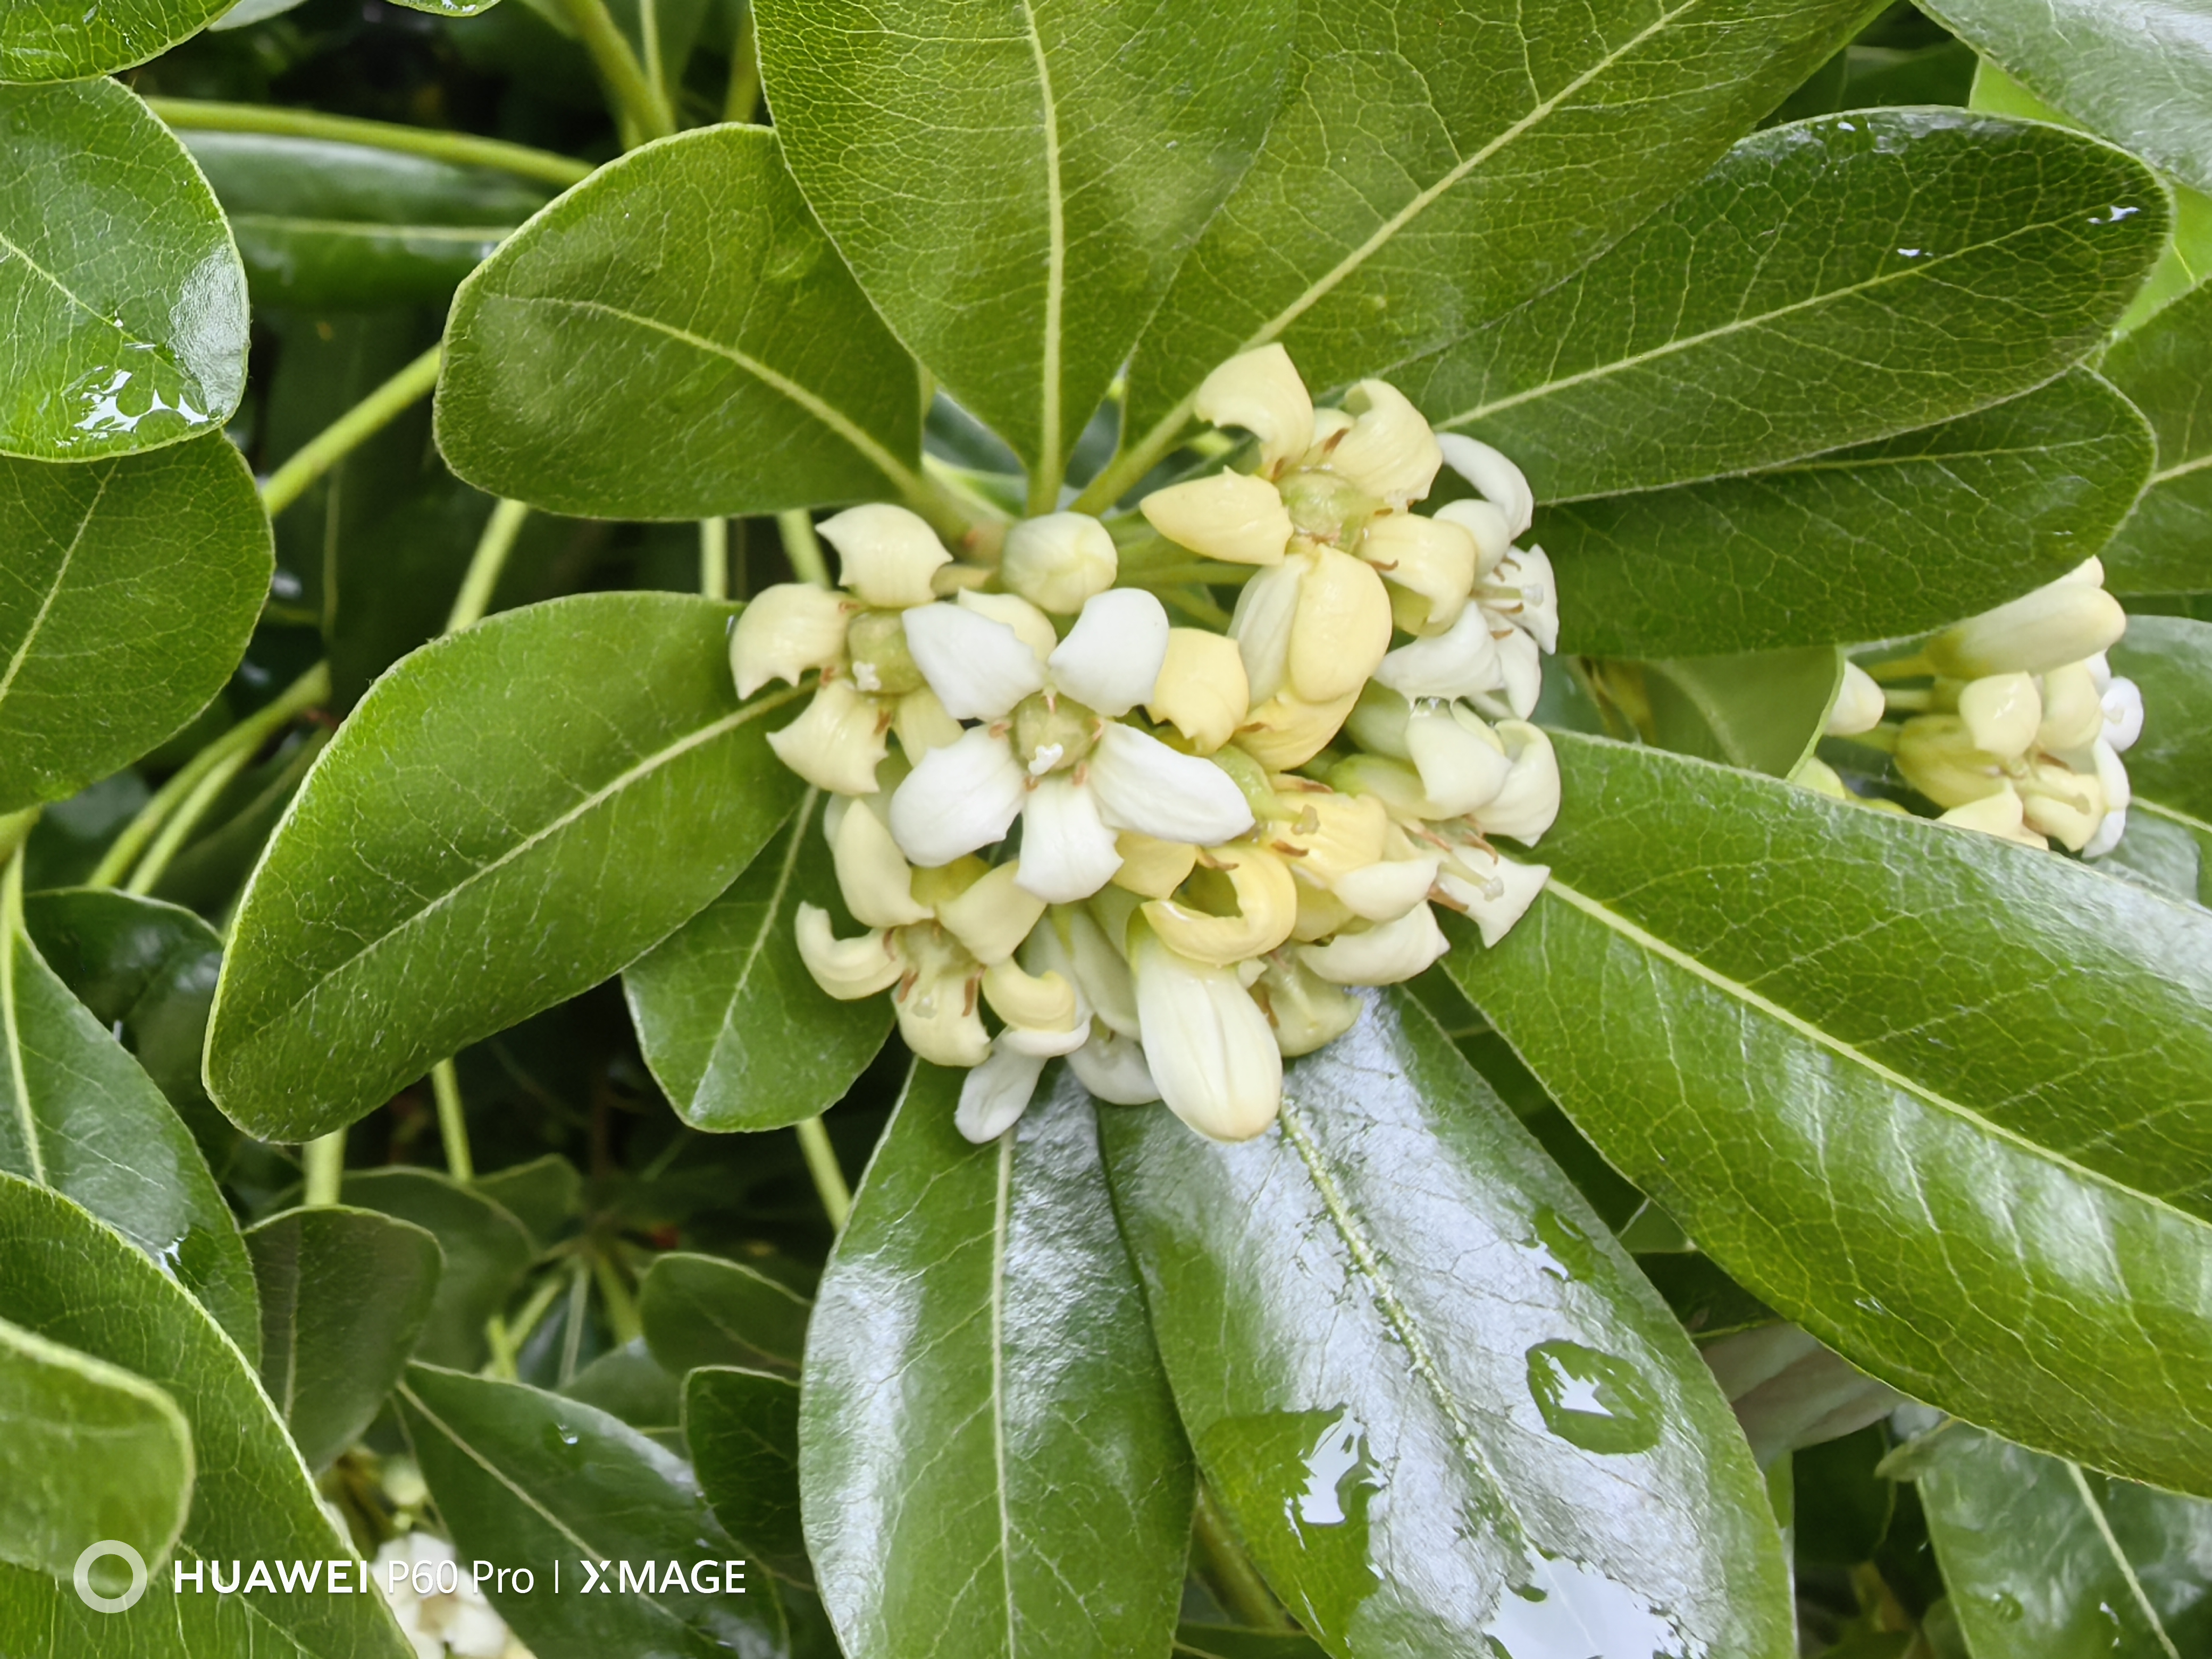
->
[817,503,951,608]
[1132,924,1281,1141]
[1436,432,1535,537]
[793,904,903,999]
[1146,627,1249,754]
[1013,775,1125,903]
[1065,1027,1160,1104]
[957,589,1059,664]
[1139,472,1293,566]
[1469,722,1561,845]
[1228,552,1305,703]
[1049,588,1169,715]
[1195,343,1314,471]
[730,583,851,697]
[954,1042,1049,1143]
[831,794,931,927]
[1087,723,1254,847]
[1001,512,1118,613]
[1026,911,1139,1039]
[766,680,889,795]
[1331,853,1441,923]
[902,601,1046,719]
[888,727,1026,866]
[1492,543,1558,654]
[1141,844,1298,965]
[1437,849,1551,947]
[937,862,1046,965]
[1373,604,1505,702]
[1406,701,1512,817]
[2102,675,2144,752]
[1297,902,1448,986]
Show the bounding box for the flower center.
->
[845,609,926,696]
[1011,692,1100,777]
[1277,468,1380,547]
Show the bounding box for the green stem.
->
[556,0,676,143]
[794,1117,851,1228]
[488,1270,569,1381]
[1073,393,1200,515]
[145,98,593,189]
[447,499,531,633]
[591,1246,644,1345]
[124,744,252,896]
[1844,724,1902,755]
[724,3,761,124]
[261,346,442,519]
[304,1130,346,1207]
[431,1059,474,1184]
[1868,652,1933,683]
[1192,1483,1294,1631]
[778,509,831,589]
[87,663,332,890]
[0,809,38,870]
[699,517,730,601]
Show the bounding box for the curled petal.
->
[1329,380,1442,507]
[1026,912,1138,1040]
[1066,1027,1161,1104]
[1050,588,1170,716]
[903,601,1046,720]
[1236,688,1359,769]
[731,583,851,698]
[1362,513,1477,634]
[1229,552,1306,704]
[1436,432,1535,538]
[1406,701,1512,817]
[1436,849,1551,947]
[1195,343,1314,471]
[1112,832,1199,899]
[1331,854,1442,923]
[1467,625,1543,722]
[955,1042,1049,1143]
[1140,472,1294,566]
[937,862,1047,966]
[1492,543,1558,654]
[896,984,991,1068]
[1016,776,1125,903]
[1374,603,1505,702]
[1141,845,1298,965]
[832,795,929,927]
[793,904,902,999]
[1131,923,1282,1141]
[1470,722,1561,845]
[817,503,951,608]
[889,727,1026,866]
[982,959,1079,1034]
[1289,548,1393,703]
[1298,902,1448,986]
[1433,496,1514,575]
[1088,722,1255,847]
[767,680,889,796]
[1146,627,1249,754]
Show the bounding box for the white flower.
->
[1435,847,1552,948]
[1194,344,1316,473]
[888,589,1251,902]
[1130,919,1283,1141]
[1000,512,1118,613]
[1322,380,1443,507]
[1436,432,1535,538]
[816,502,951,607]
[374,1535,513,1659]
[1298,901,1449,986]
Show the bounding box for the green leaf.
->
[1920,0,2212,197]
[1914,1421,2212,1657]
[1119,0,1871,478]
[339,1169,531,1371]
[1639,647,1843,777]
[0,1173,410,1657]
[0,0,230,81]
[1100,995,1791,1659]
[755,0,1294,482]
[640,1250,811,1377]
[2,895,259,1359]
[243,1205,442,1473]
[474,1152,583,1249]
[0,438,272,812]
[2106,615,2212,907]
[1406,111,2165,499]
[563,1338,683,1440]
[206,592,806,1139]
[1446,734,2212,1494]
[397,1361,791,1658]
[686,1365,806,1583]
[181,132,548,309]
[0,81,248,460]
[437,125,924,521]
[1175,1628,1329,1659]
[2102,282,2212,596]
[1543,370,2154,658]
[0,1315,191,1585]
[626,791,893,1133]
[800,1063,1193,1659]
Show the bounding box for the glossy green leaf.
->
[438,125,923,521]
[1920,0,2212,197]
[1406,111,2164,499]
[2105,616,2212,907]
[1913,1421,2212,1657]
[206,593,806,1138]
[244,1204,442,1472]
[563,1338,683,1440]
[0,1173,410,1657]
[1640,647,1843,777]
[755,0,1294,481]
[0,0,230,83]
[0,438,272,812]
[1175,1628,1329,1659]
[0,1315,191,1585]
[2,899,259,1359]
[1447,734,2212,1494]
[640,1250,811,1377]
[397,1361,790,1658]
[801,1063,1193,1659]
[1543,370,2154,658]
[1101,995,1791,1659]
[181,132,547,309]
[626,791,892,1133]
[0,81,247,459]
[340,1169,531,1371]
[1120,0,1870,479]
[686,1365,806,1583]
[2102,282,2212,596]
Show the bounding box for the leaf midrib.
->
[229,214,518,242]
[701,791,816,1105]
[1542,876,2212,1227]
[2066,1459,2182,1659]
[0,225,135,344]
[1019,0,1066,486]
[0,466,113,725]
[988,1131,1018,1653]
[225,685,800,1060]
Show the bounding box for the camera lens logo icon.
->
[73,1541,148,1613]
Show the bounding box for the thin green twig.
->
[724,3,762,124]
[304,1130,346,1206]
[699,517,730,601]
[432,1060,474,1184]
[261,346,442,519]
[1191,1484,1295,1631]
[555,0,676,143]
[778,509,831,588]
[794,1117,852,1229]
[145,98,593,188]
[124,745,253,896]
[447,499,532,633]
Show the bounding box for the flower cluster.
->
[1806,559,2142,856]
[733,348,1562,1143]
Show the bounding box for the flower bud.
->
[1146,627,1250,753]
[1065,1026,1160,1104]
[982,958,1079,1035]
[1000,512,1117,613]
[1894,715,2004,810]
[1195,344,1315,472]
[1327,380,1443,507]
[1255,957,1361,1057]
[1436,433,1535,538]
[1112,832,1199,899]
[1229,552,1305,703]
[817,504,952,608]
[1470,722,1560,844]
[1237,686,1359,768]
[1925,563,2127,678]
[2101,676,2143,752]
[2020,758,2105,852]
[1361,513,1477,634]
[1290,548,1393,703]
[2029,663,2098,754]
[956,1041,1049,1143]
[768,680,891,796]
[1141,845,1298,966]
[1937,783,2047,848]
[1436,849,1551,947]
[731,583,851,697]
[1406,701,1512,817]
[1299,901,1448,986]
[936,861,1046,965]
[1825,663,1886,738]
[832,796,930,928]
[1140,472,1293,566]
[794,904,902,998]
[1130,920,1282,1141]
[1791,757,1850,799]
[1957,672,2041,761]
